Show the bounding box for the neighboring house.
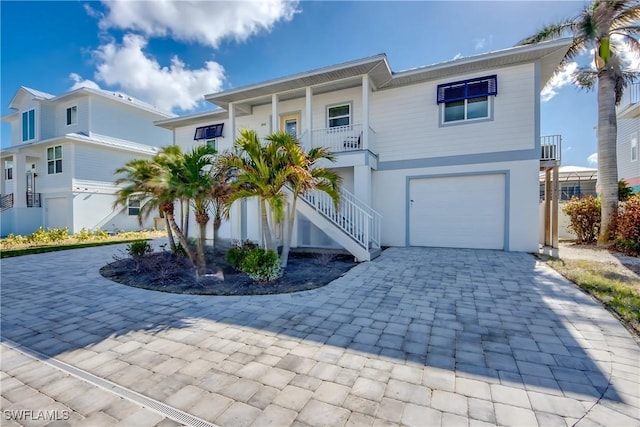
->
[1,87,174,237]
[616,82,640,192]
[157,39,571,260]
[539,166,597,241]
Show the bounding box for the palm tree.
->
[520,0,640,243]
[271,131,342,267]
[218,129,294,251]
[114,157,178,253]
[210,159,233,250]
[172,145,218,277]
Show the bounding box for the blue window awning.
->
[437,75,497,104]
[194,123,224,140]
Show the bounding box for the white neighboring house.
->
[1,87,175,237]
[616,82,640,193]
[156,39,571,260]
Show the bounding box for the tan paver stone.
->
[247,385,279,410]
[61,386,118,417]
[188,392,233,422]
[343,395,378,417]
[490,383,531,409]
[390,365,422,385]
[442,412,470,426]
[113,407,165,427]
[527,391,588,418]
[307,362,342,382]
[384,379,430,405]
[251,404,297,426]
[178,359,214,377]
[346,411,375,427]
[216,401,261,427]
[431,390,468,416]
[74,411,118,427]
[297,399,351,427]
[258,367,296,389]
[313,382,350,406]
[218,378,261,402]
[456,377,492,400]
[401,403,442,427]
[376,398,404,423]
[275,355,316,375]
[164,385,208,411]
[351,377,386,401]
[422,366,456,392]
[273,385,313,411]
[494,403,539,427]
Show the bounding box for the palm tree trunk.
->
[260,199,274,250]
[164,215,177,253]
[166,211,198,271]
[213,217,222,251]
[184,199,190,239]
[280,196,297,267]
[195,210,209,278]
[597,69,619,244]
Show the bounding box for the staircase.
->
[287,187,382,261]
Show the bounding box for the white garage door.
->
[409,174,506,249]
[45,197,68,230]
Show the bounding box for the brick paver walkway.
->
[1,244,639,426]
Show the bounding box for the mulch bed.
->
[100,248,357,296]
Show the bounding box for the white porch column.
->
[361,75,370,151]
[271,94,279,133]
[0,157,5,196]
[305,86,313,148]
[13,153,26,208]
[354,165,372,206]
[228,102,236,142]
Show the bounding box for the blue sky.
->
[0,0,622,167]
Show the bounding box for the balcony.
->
[300,124,376,153]
[541,134,561,166]
[26,192,41,208]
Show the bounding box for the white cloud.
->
[452,52,462,60]
[587,152,598,165]
[474,35,493,51]
[69,73,101,90]
[98,0,299,48]
[91,34,225,112]
[541,61,578,102]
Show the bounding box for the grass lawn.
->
[1,231,165,258]
[546,258,640,336]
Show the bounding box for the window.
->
[47,145,62,174]
[632,133,638,162]
[194,123,224,140]
[66,105,78,126]
[327,104,351,128]
[22,109,35,141]
[437,75,497,124]
[4,161,13,180]
[206,139,217,150]
[561,185,581,201]
[128,196,141,216]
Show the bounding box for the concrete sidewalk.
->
[1,245,639,426]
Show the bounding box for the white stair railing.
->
[298,187,381,250]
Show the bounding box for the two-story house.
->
[157,39,570,260]
[616,83,640,193]
[1,87,174,236]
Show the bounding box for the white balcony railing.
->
[541,134,561,162]
[300,124,373,153]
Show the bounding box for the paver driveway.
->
[1,244,639,426]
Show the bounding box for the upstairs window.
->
[437,75,497,124]
[206,139,217,151]
[632,133,638,162]
[66,105,78,126]
[194,123,224,140]
[47,145,62,174]
[22,109,35,141]
[327,104,351,128]
[128,196,141,216]
[4,160,13,180]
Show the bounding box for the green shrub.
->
[127,240,153,258]
[619,179,634,202]
[563,195,601,243]
[0,233,27,248]
[240,247,283,283]
[226,239,257,270]
[28,227,50,245]
[75,227,92,241]
[615,194,640,255]
[46,227,69,243]
[93,229,109,240]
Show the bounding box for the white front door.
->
[280,113,300,138]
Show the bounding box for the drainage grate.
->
[1,338,218,427]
